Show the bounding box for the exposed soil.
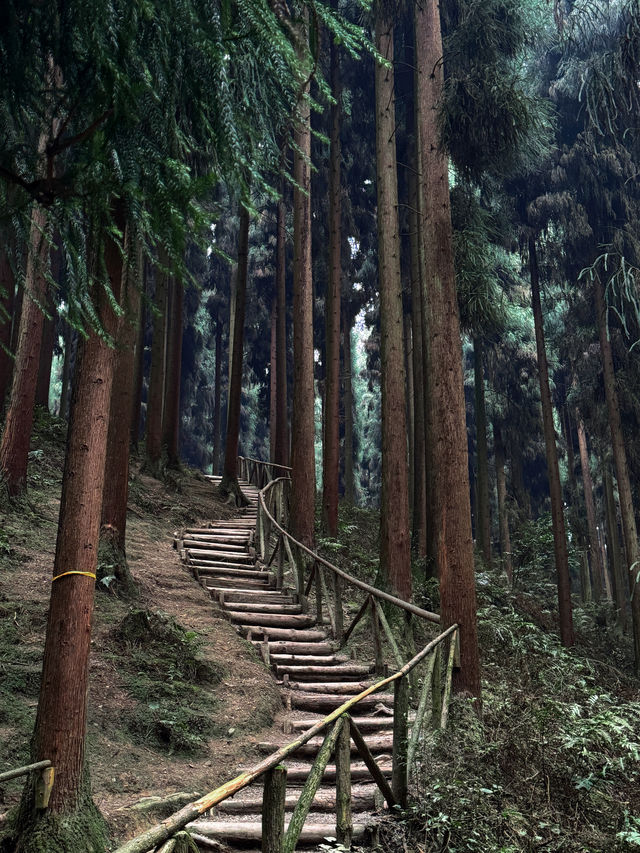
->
[0,419,283,847]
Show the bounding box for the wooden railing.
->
[0,760,54,809]
[238,455,291,490]
[114,458,458,853]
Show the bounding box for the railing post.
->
[335,715,353,849]
[276,533,284,588]
[262,764,287,853]
[370,596,384,675]
[440,628,458,730]
[333,572,344,642]
[315,560,323,625]
[431,645,442,728]
[256,498,264,561]
[392,675,409,809]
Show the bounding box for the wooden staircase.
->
[180,475,391,850]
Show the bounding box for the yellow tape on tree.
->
[51,571,97,582]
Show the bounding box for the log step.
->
[187,549,254,562]
[257,642,336,656]
[269,655,346,667]
[257,733,393,758]
[194,560,265,572]
[289,716,396,733]
[283,760,391,785]
[217,590,296,604]
[221,602,303,615]
[289,691,394,712]
[216,786,379,815]
[197,568,272,581]
[187,820,368,846]
[284,680,375,694]
[229,612,317,629]
[184,540,248,553]
[274,663,374,680]
[203,578,273,591]
[238,627,329,642]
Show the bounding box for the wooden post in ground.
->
[370,597,384,675]
[440,629,457,730]
[335,715,353,848]
[407,650,437,773]
[262,764,287,853]
[282,718,345,853]
[392,675,409,808]
[431,645,442,728]
[315,560,323,625]
[334,572,344,642]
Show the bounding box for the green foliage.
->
[112,610,226,754]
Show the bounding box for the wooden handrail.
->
[258,477,440,625]
[113,624,457,853]
[238,455,292,474]
[0,760,51,784]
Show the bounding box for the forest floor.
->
[1,411,640,852]
[0,411,283,846]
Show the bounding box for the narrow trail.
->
[177,475,392,850]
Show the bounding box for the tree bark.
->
[270,291,277,463]
[603,463,628,633]
[322,35,342,539]
[130,278,146,451]
[408,169,426,557]
[25,204,125,836]
[415,0,481,697]
[529,235,574,646]
[59,321,75,422]
[342,304,355,503]
[593,270,640,671]
[0,242,15,410]
[494,421,512,583]
[220,203,250,506]
[274,191,289,471]
[34,237,61,412]
[212,312,222,475]
[0,204,49,495]
[404,311,415,517]
[101,237,142,557]
[145,256,169,476]
[375,9,412,601]
[290,13,316,549]
[576,414,606,601]
[474,337,491,566]
[561,405,591,602]
[162,276,183,468]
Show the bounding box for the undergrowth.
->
[110,610,226,754]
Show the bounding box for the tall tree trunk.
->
[290,13,316,549]
[494,421,512,583]
[509,433,531,520]
[474,337,491,566]
[594,271,640,672]
[562,405,591,602]
[162,277,183,468]
[404,311,414,517]
[15,207,125,849]
[408,169,426,557]
[576,414,606,601]
[415,0,481,697]
[59,321,75,422]
[101,237,142,570]
[274,191,289,471]
[212,313,222,475]
[342,304,355,503]
[130,283,146,451]
[375,8,411,601]
[0,204,49,495]
[145,258,168,476]
[529,235,574,646]
[322,35,342,538]
[603,463,628,633]
[269,292,277,463]
[0,242,15,409]
[220,203,250,506]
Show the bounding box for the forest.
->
[1,0,640,851]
